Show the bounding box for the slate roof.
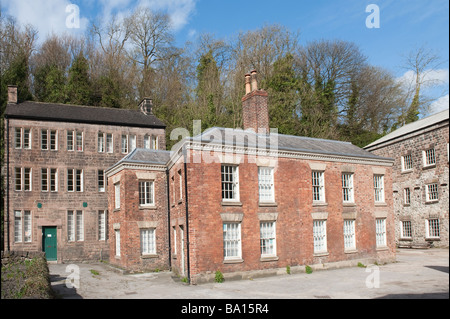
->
[4,101,166,128]
[190,127,391,161]
[364,109,449,150]
[118,148,172,165]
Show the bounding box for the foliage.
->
[215,270,224,283]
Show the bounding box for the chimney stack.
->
[7,85,18,104]
[139,98,153,115]
[241,70,269,134]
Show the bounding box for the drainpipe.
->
[166,168,171,269]
[6,117,10,251]
[182,146,191,284]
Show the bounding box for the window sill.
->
[259,202,277,207]
[141,254,158,259]
[313,252,329,257]
[425,237,440,241]
[312,202,328,207]
[401,169,413,175]
[223,258,244,264]
[260,256,279,262]
[422,164,436,170]
[376,246,389,251]
[139,205,157,210]
[425,200,439,205]
[343,202,356,207]
[221,201,243,207]
[178,199,183,205]
[374,202,387,207]
[344,249,358,254]
[399,238,413,241]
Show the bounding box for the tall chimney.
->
[139,97,153,115]
[7,85,18,104]
[242,70,269,134]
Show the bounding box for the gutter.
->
[182,146,191,284]
[6,117,10,251]
[166,168,171,269]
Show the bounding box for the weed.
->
[305,265,313,274]
[215,270,224,283]
[90,269,100,276]
[286,265,291,275]
[357,262,366,268]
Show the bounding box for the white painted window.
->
[426,184,439,202]
[404,188,411,205]
[141,229,156,255]
[152,135,158,150]
[260,222,276,257]
[76,131,83,151]
[375,218,386,247]
[373,175,384,203]
[14,210,31,243]
[115,230,121,257]
[173,227,177,255]
[67,169,83,192]
[15,128,22,149]
[426,219,440,238]
[15,167,22,191]
[144,135,151,149]
[67,130,82,151]
[68,210,83,242]
[312,171,325,202]
[313,220,327,253]
[15,167,31,191]
[130,135,136,152]
[42,168,57,192]
[23,168,31,191]
[139,181,154,206]
[258,167,275,202]
[423,148,436,167]
[98,132,105,152]
[98,170,105,192]
[221,165,239,201]
[178,170,183,200]
[401,154,413,171]
[121,134,128,153]
[115,183,120,209]
[341,173,354,203]
[106,133,113,153]
[14,128,31,149]
[98,210,107,241]
[343,220,356,250]
[401,221,412,238]
[223,223,241,259]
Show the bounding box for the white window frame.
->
[426,219,440,239]
[115,230,121,257]
[374,175,385,203]
[425,183,439,202]
[313,219,327,253]
[341,173,354,203]
[178,170,183,201]
[404,187,411,205]
[15,167,31,191]
[121,134,128,154]
[223,222,242,260]
[67,210,83,242]
[15,128,22,149]
[343,219,356,251]
[423,148,436,167]
[375,218,387,247]
[98,132,105,153]
[140,228,156,255]
[67,169,83,192]
[67,130,83,152]
[260,221,277,257]
[258,167,275,203]
[98,210,107,241]
[114,183,121,209]
[401,154,413,171]
[144,135,151,149]
[98,170,105,192]
[221,165,240,202]
[106,133,113,153]
[312,171,325,203]
[14,210,32,243]
[139,181,155,206]
[400,220,412,239]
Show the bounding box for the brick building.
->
[365,109,449,248]
[3,86,166,262]
[106,71,397,283]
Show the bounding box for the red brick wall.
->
[182,150,395,283]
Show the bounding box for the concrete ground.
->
[49,248,448,299]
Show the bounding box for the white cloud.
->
[137,0,198,31]
[3,0,89,43]
[397,68,449,89]
[430,94,449,114]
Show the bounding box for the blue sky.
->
[3,0,449,113]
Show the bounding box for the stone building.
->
[365,109,449,248]
[106,71,397,283]
[3,85,166,262]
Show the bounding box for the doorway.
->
[42,227,57,261]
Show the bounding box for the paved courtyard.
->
[49,248,448,300]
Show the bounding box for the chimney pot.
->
[245,73,251,94]
[7,85,18,104]
[139,98,153,115]
[250,69,258,91]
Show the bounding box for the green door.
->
[43,227,57,261]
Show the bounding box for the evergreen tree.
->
[66,53,93,106]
